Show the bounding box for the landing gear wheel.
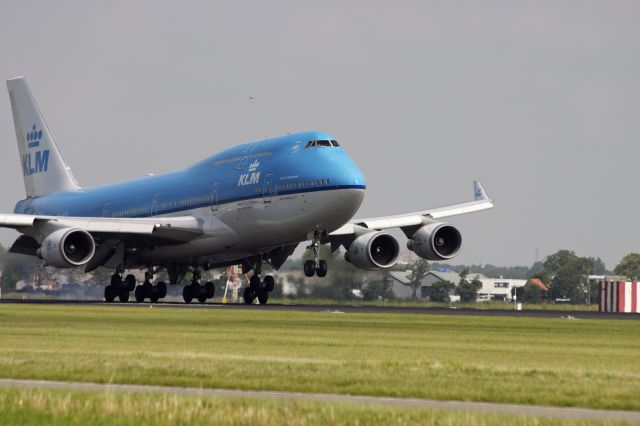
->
[110,274,122,288]
[264,275,275,292]
[197,288,207,304]
[250,275,261,290]
[257,289,269,304]
[183,285,193,303]
[316,260,328,278]
[157,282,167,299]
[304,260,316,277]
[150,291,159,303]
[104,285,115,303]
[124,274,136,292]
[118,288,130,302]
[205,282,215,299]
[243,287,256,304]
[134,285,145,303]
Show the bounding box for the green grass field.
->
[0,303,638,422]
[0,388,632,426]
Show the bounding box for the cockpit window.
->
[305,139,340,149]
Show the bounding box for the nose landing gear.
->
[303,232,328,278]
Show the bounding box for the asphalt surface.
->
[0,378,639,422]
[1,298,639,320]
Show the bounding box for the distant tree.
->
[430,280,454,303]
[0,252,40,291]
[587,257,608,275]
[458,277,482,303]
[544,251,593,303]
[522,282,543,303]
[363,271,395,301]
[614,253,640,280]
[407,259,429,299]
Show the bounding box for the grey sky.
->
[1,1,639,269]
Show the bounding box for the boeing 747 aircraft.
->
[1,77,493,304]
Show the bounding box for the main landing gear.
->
[242,255,275,305]
[303,233,328,278]
[182,266,215,304]
[104,268,168,303]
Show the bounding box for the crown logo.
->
[248,160,260,172]
[26,124,42,149]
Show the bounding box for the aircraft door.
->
[210,182,220,212]
[263,174,273,204]
[102,202,111,218]
[151,193,159,216]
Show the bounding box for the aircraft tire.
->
[118,288,129,303]
[157,282,168,299]
[264,275,275,292]
[257,289,269,304]
[205,282,215,299]
[134,285,145,303]
[243,287,255,304]
[182,285,193,304]
[249,275,260,290]
[316,260,328,278]
[303,260,316,277]
[124,274,136,292]
[110,274,122,288]
[104,285,115,303]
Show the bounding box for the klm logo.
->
[26,124,42,149]
[22,150,50,176]
[22,124,49,176]
[238,160,260,186]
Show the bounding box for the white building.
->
[390,269,527,302]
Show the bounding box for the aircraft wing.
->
[330,181,493,236]
[0,213,204,243]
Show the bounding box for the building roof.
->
[428,270,461,284]
[528,278,549,292]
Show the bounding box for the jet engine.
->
[40,228,96,268]
[407,222,462,261]
[346,232,400,270]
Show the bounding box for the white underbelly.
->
[141,188,364,263]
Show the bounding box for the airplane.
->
[0,77,494,304]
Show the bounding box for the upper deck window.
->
[304,139,340,149]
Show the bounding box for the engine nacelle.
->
[346,232,400,271]
[407,222,462,261]
[40,228,96,268]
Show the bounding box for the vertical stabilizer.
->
[473,181,488,201]
[7,77,81,197]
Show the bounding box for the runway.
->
[1,378,639,422]
[1,298,639,320]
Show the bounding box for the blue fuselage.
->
[14,131,366,220]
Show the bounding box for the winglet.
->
[473,181,489,201]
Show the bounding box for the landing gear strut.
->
[243,255,276,305]
[304,232,328,278]
[182,265,215,304]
